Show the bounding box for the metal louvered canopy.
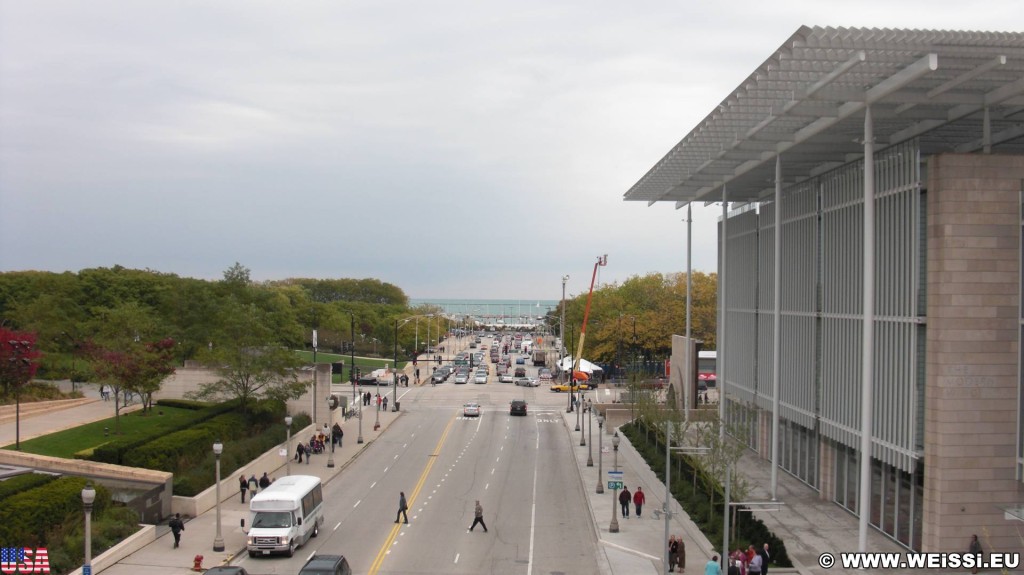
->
[624,26,1024,207]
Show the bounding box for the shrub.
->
[0,477,110,548]
[0,473,58,502]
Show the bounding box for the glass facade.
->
[834,441,923,550]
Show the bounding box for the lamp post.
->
[82,481,95,573]
[351,313,362,444]
[610,431,620,533]
[578,391,586,446]
[597,413,604,493]
[285,415,293,477]
[561,275,569,411]
[213,439,225,552]
[661,422,710,575]
[586,399,594,466]
[325,416,335,468]
[567,323,575,414]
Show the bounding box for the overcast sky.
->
[1,1,1020,299]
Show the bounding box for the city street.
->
[234,335,602,574]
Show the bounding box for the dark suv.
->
[510,400,527,416]
[298,554,352,575]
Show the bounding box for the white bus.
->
[698,350,717,387]
[246,475,324,558]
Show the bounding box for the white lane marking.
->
[394,454,399,460]
[370,481,376,489]
[485,483,489,490]
[353,500,361,508]
[528,415,540,575]
[384,467,389,473]
[454,553,460,564]
[403,443,408,448]
[491,468,495,475]
[496,457,500,463]
[334,522,342,531]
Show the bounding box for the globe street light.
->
[596,413,605,494]
[325,418,335,468]
[285,416,293,477]
[610,431,620,533]
[213,439,225,552]
[82,481,95,574]
[578,391,586,446]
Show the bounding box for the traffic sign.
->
[607,470,623,479]
[607,481,624,489]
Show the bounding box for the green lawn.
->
[293,351,408,383]
[5,405,205,459]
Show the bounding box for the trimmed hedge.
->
[0,472,58,502]
[0,476,110,548]
[122,412,248,471]
[173,412,312,496]
[623,420,792,568]
[89,399,239,465]
[154,398,209,410]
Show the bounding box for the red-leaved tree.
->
[0,328,41,402]
[88,338,177,433]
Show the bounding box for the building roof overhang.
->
[624,26,1024,207]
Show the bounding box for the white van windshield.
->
[252,511,293,528]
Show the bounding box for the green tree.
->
[190,300,307,412]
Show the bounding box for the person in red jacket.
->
[633,486,646,518]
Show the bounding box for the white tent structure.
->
[557,356,603,376]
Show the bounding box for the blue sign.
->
[84,567,92,575]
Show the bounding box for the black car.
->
[510,400,527,416]
[204,568,250,575]
[298,554,352,575]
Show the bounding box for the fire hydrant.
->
[192,555,204,571]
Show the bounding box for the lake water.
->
[409,298,558,321]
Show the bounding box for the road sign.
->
[607,470,623,479]
[607,481,624,490]
[84,567,91,575]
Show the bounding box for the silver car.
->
[514,376,538,387]
[473,371,488,384]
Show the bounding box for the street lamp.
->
[586,399,594,467]
[578,391,586,446]
[285,415,293,477]
[350,313,363,444]
[325,417,335,468]
[661,421,710,575]
[213,439,225,552]
[82,481,95,573]
[561,275,569,411]
[610,431,620,533]
[597,413,605,493]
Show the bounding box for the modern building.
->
[625,26,1024,554]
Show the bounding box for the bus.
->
[246,475,324,558]
[698,350,717,388]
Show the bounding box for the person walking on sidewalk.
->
[383,396,389,411]
[395,491,409,524]
[259,472,271,491]
[248,475,259,499]
[619,486,631,518]
[705,555,723,575]
[676,534,686,572]
[333,423,343,448]
[238,474,248,503]
[168,513,185,548]
[468,500,488,532]
[758,543,770,575]
[633,486,646,518]
[668,535,680,572]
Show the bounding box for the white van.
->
[246,475,324,557]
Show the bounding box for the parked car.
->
[463,402,481,417]
[510,400,527,416]
[204,568,250,575]
[298,554,352,575]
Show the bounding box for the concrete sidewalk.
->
[559,408,718,575]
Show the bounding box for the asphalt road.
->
[236,335,601,574]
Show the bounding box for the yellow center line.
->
[368,414,456,575]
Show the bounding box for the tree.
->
[189,301,307,412]
[88,338,178,431]
[0,328,41,401]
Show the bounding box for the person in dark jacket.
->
[395,491,409,524]
[619,486,631,518]
[259,472,271,490]
[238,474,248,503]
[168,513,185,548]
[333,423,344,448]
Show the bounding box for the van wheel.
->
[248,551,257,558]
[285,541,294,558]
[312,522,319,538]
